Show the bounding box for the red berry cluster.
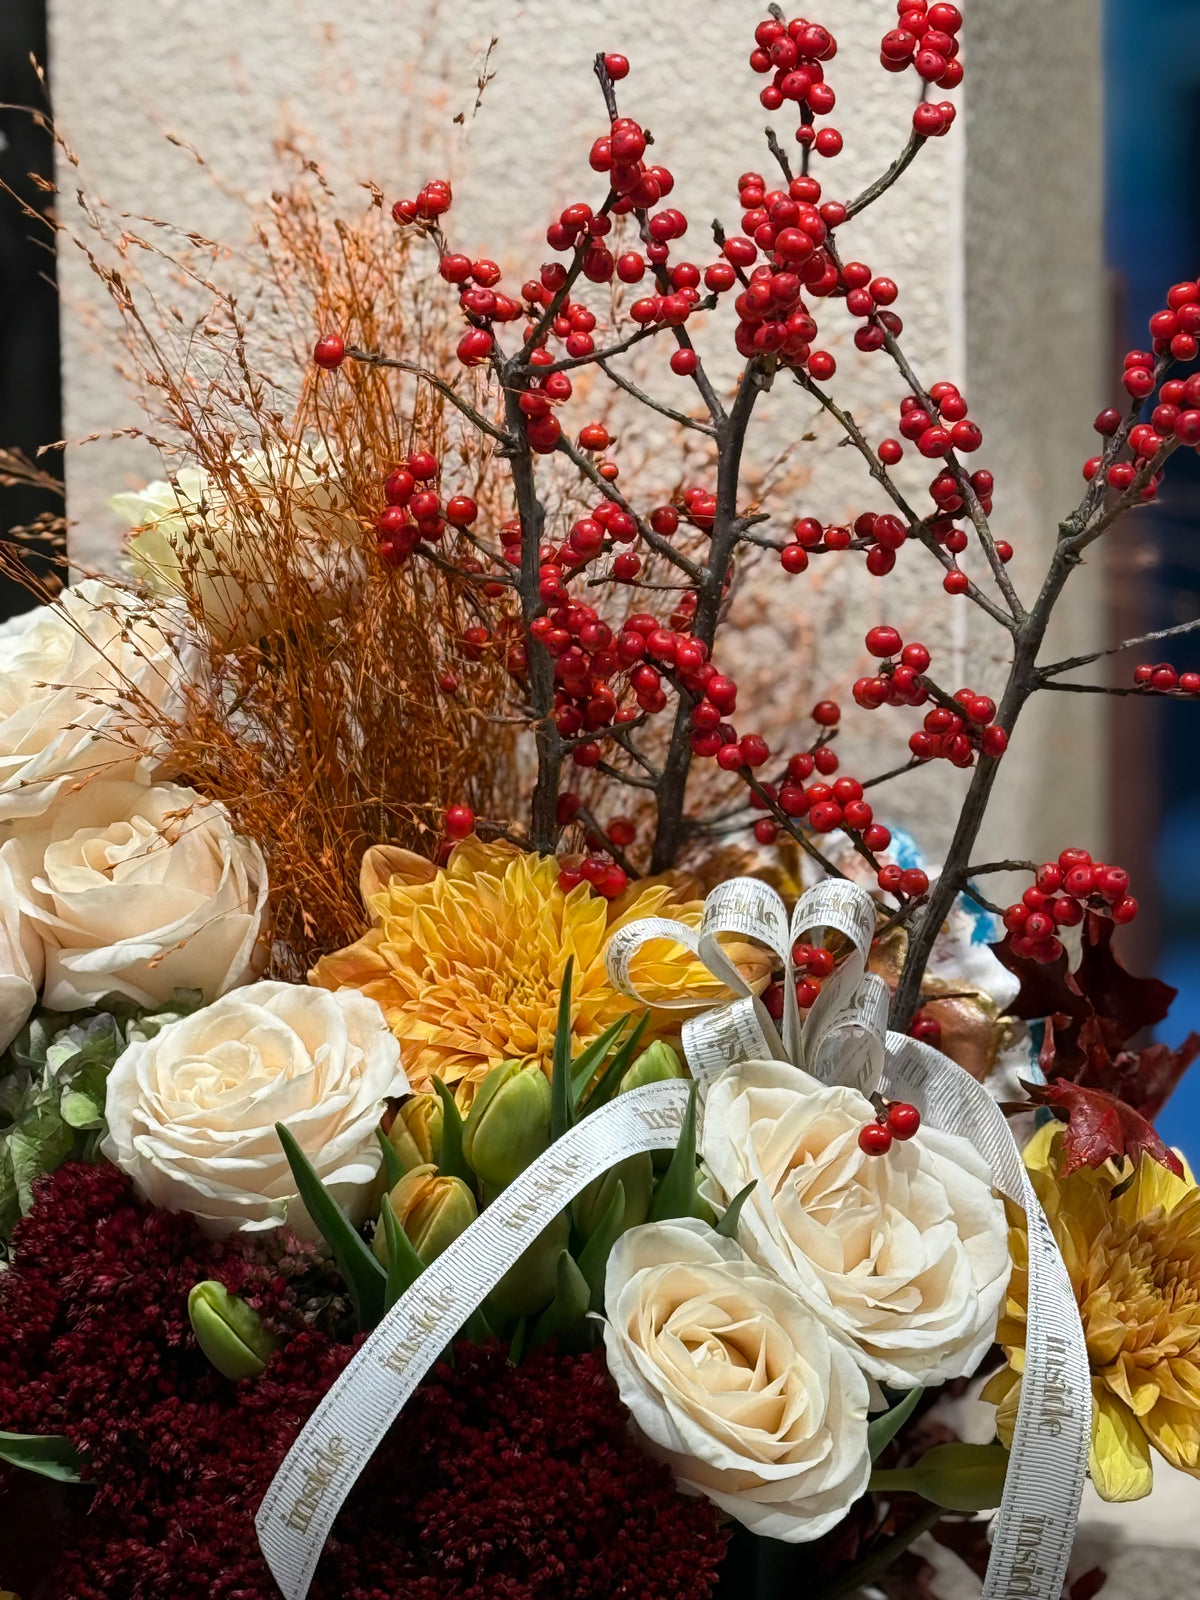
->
[374,447,479,566]
[858,1099,921,1155]
[391,177,453,224]
[881,0,963,110]
[850,627,1008,767]
[1084,280,1200,499]
[1131,661,1200,695]
[762,940,837,1018]
[553,793,633,898]
[557,853,629,900]
[748,15,842,156]
[723,170,841,364]
[1002,848,1137,964]
[837,259,903,356]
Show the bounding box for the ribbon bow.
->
[607,874,890,1092]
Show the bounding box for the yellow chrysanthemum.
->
[310,839,763,1102]
[983,1122,1200,1501]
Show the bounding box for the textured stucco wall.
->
[47,0,1105,868]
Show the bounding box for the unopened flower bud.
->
[187,1280,276,1381]
[575,1152,654,1239]
[375,1164,477,1266]
[462,1058,552,1190]
[618,1039,686,1095]
[388,1092,443,1172]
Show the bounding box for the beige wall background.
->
[48,0,1105,873]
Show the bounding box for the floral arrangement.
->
[1,7,1198,1600]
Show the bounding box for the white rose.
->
[700,1061,1010,1388]
[0,779,266,1027]
[0,579,185,823]
[101,980,408,1235]
[0,889,41,1051]
[113,446,362,645]
[602,1217,870,1543]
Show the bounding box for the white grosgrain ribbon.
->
[258,876,1089,1600]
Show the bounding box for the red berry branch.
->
[311,4,1200,1029]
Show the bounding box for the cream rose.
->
[113,447,361,645]
[101,980,407,1235]
[602,1218,870,1542]
[0,579,185,822]
[0,779,266,1028]
[700,1062,1010,1388]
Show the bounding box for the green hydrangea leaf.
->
[10,1102,75,1213]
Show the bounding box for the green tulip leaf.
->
[276,1122,385,1330]
[569,1014,631,1106]
[506,1317,529,1366]
[551,957,576,1141]
[0,1429,83,1483]
[647,1081,699,1223]
[531,1249,591,1347]
[582,1011,652,1112]
[430,1078,477,1195]
[376,1125,406,1191]
[380,1194,425,1313]
[868,1386,925,1461]
[577,1178,626,1310]
[714,1179,758,1239]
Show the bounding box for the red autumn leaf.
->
[1024,1079,1184,1178]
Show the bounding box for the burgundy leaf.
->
[1076,1034,1200,1120]
[994,935,1088,1024]
[1072,913,1176,1051]
[1068,1567,1108,1600]
[1024,1079,1184,1177]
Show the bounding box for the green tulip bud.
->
[375,1163,477,1266]
[462,1058,552,1191]
[188,1280,277,1381]
[869,1442,1009,1512]
[486,1210,572,1320]
[575,1152,653,1239]
[618,1040,686,1095]
[388,1093,443,1172]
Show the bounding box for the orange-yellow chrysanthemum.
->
[983,1122,1200,1501]
[310,839,762,1101]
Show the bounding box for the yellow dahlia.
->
[310,839,763,1102]
[983,1122,1200,1501]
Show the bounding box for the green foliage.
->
[647,1082,700,1222]
[714,1180,757,1239]
[375,1125,406,1191]
[531,1250,591,1348]
[0,990,202,1246]
[868,1387,925,1460]
[869,1442,1010,1511]
[275,1122,386,1330]
[379,1194,425,1313]
[0,1429,83,1483]
[430,1077,476,1194]
[551,957,576,1142]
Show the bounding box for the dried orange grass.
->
[43,151,524,978]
